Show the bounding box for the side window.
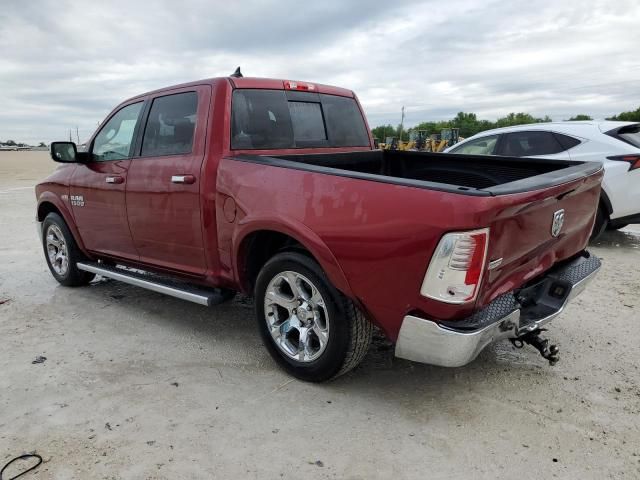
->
[452,135,499,155]
[141,92,198,157]
[502,131,564,156]
[554,133,581,151]
[92,102,143,161]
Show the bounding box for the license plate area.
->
[516,277,572,326]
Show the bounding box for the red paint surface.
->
[36,77,603,341]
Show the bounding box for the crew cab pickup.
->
[37,75,603,381]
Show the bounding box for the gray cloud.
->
[0,0,639,144]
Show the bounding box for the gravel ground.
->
[1,152,639,479]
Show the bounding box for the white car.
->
[445,121,640,239]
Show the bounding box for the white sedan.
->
[445,121,640,240]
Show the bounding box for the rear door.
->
[125,86,211,276]
[69,101,145,260]
[497,130,570,159]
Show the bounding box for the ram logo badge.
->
[551,209,565,237]
[70,195,85,207]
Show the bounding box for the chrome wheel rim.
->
[264,271,330,363]
[46,224,69,276]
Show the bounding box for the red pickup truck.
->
[37,74,603,381]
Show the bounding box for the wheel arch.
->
[36,194,89,256]
[233,219,353,298]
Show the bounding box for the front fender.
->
[37,191,90,257]
[232,215,354,298]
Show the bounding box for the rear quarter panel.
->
[215,158,496,339]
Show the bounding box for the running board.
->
[76,262,228,306]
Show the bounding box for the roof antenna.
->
[230,66,243,78]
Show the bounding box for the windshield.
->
[231,89,370,150]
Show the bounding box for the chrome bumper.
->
[395,253,601,367]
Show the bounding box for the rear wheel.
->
[589,205,607,242]
[42,213,95,286]
[254,252,372,382]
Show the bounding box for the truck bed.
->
[240,150,602,196]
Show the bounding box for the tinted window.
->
[451,135,499,155]
[554,133,581,150]
[92,102,143,161]
[502,131,564,156]
[614,124,640,148]
[231,89,369,149]
[288,101,326,142]
[141,92,198,157]
[232,90,293,149]
[321,94,370,147]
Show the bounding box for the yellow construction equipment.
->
[379,128,461,152]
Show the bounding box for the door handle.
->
[105,176,124,184]
[171,175,196,185]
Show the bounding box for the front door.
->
[70,101,144,260]
[125,86,211,276]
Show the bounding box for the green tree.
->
[495,112,549,128]
[607,107,640,122]
[5,139,16,146]
[567,114,592,121]
[38,142,46,147]
[371,124,397,142]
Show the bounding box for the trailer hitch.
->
[510,329,560,366]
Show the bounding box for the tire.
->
[42,212,95,286]
[254,252,372,382]
[589,205,607,242]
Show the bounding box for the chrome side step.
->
[77,262,227,306]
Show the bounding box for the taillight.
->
[607,154,640,171]
[284,80,316,91]
[420,228,489,304]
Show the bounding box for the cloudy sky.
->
[1,0,639,144]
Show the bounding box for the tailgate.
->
[477,165,603,307]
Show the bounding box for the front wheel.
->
[42,213,95,286]
[254,252,372,382]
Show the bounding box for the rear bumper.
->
[394,253,601,367]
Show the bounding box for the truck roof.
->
[124,76,355,104]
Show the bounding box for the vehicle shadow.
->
[72,277,547,398]
[590,227,640,250]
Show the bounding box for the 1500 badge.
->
[70,195,85,207]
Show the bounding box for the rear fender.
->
[232,216,354,298]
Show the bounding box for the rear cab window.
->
[231,89,370,150]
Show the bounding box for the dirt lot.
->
[1,151,639,479]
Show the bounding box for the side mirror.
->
[50,142,79,163]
